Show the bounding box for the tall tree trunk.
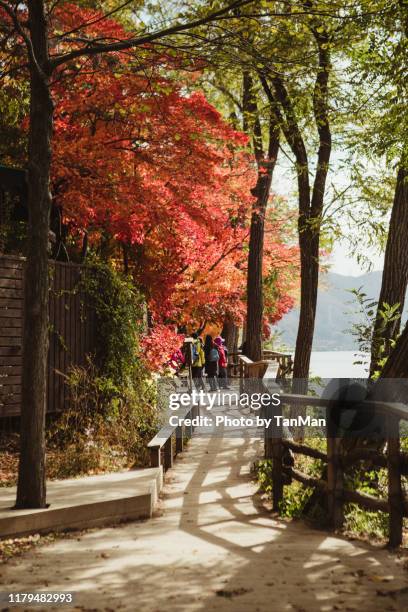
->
[293,227,320,383]
[16,1,53,509]
[259,27,331,385]
[221,316,239,355]
[369,167,408,376]
[245,164,274,361]
[292,34,331,388]
[245,124,280,361]
[242,71,280,361]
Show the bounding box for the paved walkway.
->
[1,431,407,611]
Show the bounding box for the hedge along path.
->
[0,419,407,611]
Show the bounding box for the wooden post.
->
[327,405,344,530]
[191,402,200,431]
[264,401,273,460]
[150,446,161,468]
[387,414,403,548]
[187,408,193,438]
[176,425,183,454]
[183,412,190,440]
[239,358,244,395]
[271,401,283,512]
[164,436,173,471]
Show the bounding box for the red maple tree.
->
[4,4,299,369]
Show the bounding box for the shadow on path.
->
[0,419,407,611]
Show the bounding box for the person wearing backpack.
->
[204,334,219,391]
[214,336,229,389]
[191,333,206,391]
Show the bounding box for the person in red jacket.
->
[214,336,230,389]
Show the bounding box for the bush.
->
[47,355,158,477]
[81,258,146,389]
[46,259,159,478]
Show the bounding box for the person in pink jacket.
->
[214,336,230,389]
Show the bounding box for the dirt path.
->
[0,432,407,611]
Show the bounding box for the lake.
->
[310,351,368,379]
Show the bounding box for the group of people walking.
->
[191,333,229,391]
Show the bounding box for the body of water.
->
[309,351,368,379]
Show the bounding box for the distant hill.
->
[274,271,408,351]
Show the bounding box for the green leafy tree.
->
[342,0,408,375]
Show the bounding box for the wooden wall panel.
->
[0,256,95,417]
[0,256,23,417]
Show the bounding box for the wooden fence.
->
[0,255,95,417]
[266,393,408,548]
[236,354,408,548]
[229,350,293,380]
[0,256,23,417]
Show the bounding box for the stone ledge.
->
[0,467,163,539]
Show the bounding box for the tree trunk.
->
[246,137,279,362]
[379,321,408,381]
[257,30,331,391]
[221,316,239,354]
[245,170,271,361]
[292,227,320,386]
[292,38,331,388]
[16,1,53,509]
[369,167,408,376]
[242,71,280,362]
[290,171,316,408]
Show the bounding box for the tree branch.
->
[308,13,332,218]
[49,0,255,69]
[0,0,47,82]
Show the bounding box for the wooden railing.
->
[238,354,269,379]
[237,354,271,396]
[265,393,408,548]
[227,352,241,378]
[229,350,293,380]
[263,350,293,380]
[148,403,199,471]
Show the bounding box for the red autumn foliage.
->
[140,325,184,373]
[3,3,299,370]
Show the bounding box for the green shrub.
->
[46,259,158,478]
[81,258,146,389]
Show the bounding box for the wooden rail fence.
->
[0,255,95,417]
[235,353,408,548]
[267,394,408,548]
[229,350,293,380]
[263,350,293,380]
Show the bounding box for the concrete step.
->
[0,467,163,539]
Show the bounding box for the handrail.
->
[264,392,408,547]
[264,351,293,380]
[231,350,293,381]
[263,349,292,358]
[147,402,199,471]
[238,354,254,365]
[237,354,270,393]
[278,393,408,420]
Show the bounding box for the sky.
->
[330,243,384,277]
[273,157,385,279]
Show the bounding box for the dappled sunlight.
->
[200,518,282,548]
[0,424,406,611]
